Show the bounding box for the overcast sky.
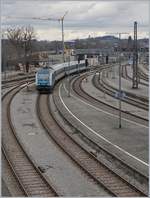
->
[1,0,149,41]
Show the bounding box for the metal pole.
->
[119,33,122,128]
[4,70,6,80]
[106,31,129,128]
[61,19,65,62]
[24,40,29,90]
[77,56,80,74]
[68,50,70,97]
[99,71,100,81]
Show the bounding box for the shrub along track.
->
[2,84,58,197]
[37,86,147,197]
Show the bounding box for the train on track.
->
[35,60,87,93]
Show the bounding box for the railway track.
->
[53,79,148,195]
[2,150,26,197]
[122,65,148,87]
[37,90,147,197]
[138,69,149,82]
[2,73,35,83]
[2,74,35,90]
[2,84,58,197]
[97,71,148,110]
[71,73,148,125]
[90,65,148,109]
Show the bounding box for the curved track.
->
[72,73,148,125]
[96,71,148,110]
[2,74,35,91]
[122,65,148,87]
[2,85,58,197]
[138,65,149,82]
[87,65,148,109]
[37,90,147,197]
[2,149,26,197]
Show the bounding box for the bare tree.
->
[7,27,22,46]
[7,27,23,62]
[6,26,36,71]
[21,26,36,72]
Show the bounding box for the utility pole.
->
[118,33,129,128]
[132,21,138,88]
[2,32,7,80]
[61,18,65,62]
[106,32,129,128]
[118,33,122,128]
[60,12,68,62]
[68,50,71,97]
[67,40,75,97]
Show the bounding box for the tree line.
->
[2,26,148,71]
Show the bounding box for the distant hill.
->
[97,35,118,41]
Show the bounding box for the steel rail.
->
[98,67,148,107]
[72,73,148,125]
[121,65,148,87]
[2,83,58,197]
[98,75,148,110]
[37,92,147,197]
[53,78,148,195]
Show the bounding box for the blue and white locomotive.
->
[35,60,87,93]
[35,67,54,92]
